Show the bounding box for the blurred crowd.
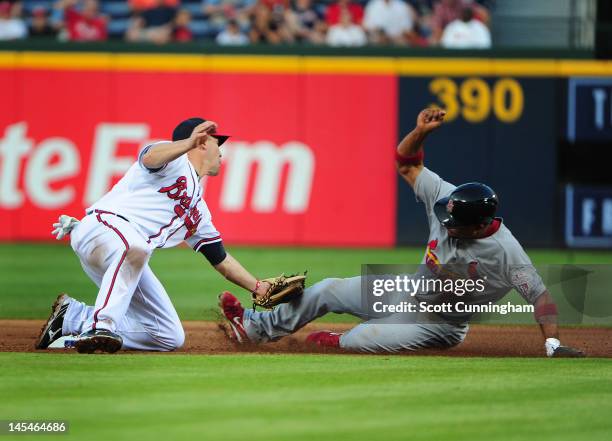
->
[0,0,493,48]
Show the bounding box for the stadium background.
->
[1,48,611,248]
[2,2,612,441]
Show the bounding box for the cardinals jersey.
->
[413,167,546,308]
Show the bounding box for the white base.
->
[47,336,77,349]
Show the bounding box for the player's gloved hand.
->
[252,273,307,309]
[545,337,585,358]
[51,215,80,240]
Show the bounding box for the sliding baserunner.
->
[219,108,584,357]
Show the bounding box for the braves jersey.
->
[414,167,546,307]
[87,141,221,251]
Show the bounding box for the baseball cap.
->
[172,117,230,146]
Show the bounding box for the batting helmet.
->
[434,183,498,228]
[172,117,230,146]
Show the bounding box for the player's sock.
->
[62,298,94,335]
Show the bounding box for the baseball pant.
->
[62,212,184,351]
[244,276,468,353]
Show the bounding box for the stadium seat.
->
[107,18,131,38]
[189,19,217,39]
[181,3,205,20]
[100,2,132,19]
[22,0,55,14]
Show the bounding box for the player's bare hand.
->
[253,281,272,301]
[416,108,446,134]
[189,121,218,148]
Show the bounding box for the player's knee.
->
[447,327,468,347]
[340,328,388,353]
[125,244,151,269]
[173,327,186,349]
[162,326,185,351]
[341,323,425,353]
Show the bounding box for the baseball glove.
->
[253,273,307,309]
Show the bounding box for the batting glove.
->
[51,215,80,240]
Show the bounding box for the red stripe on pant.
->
[92,212,130,330]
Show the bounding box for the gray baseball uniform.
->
[243,168,547,353]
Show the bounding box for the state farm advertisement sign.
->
[0,68,397,246]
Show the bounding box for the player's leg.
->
[63,263,183,351]
[243,276,380,343]
[68,213,152,351]
[339,317,469,353]
[85,221,152,334]
[114,265,185,351]
[62,298,94,337]
[60,216,108,336]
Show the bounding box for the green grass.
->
[2,245,612,441]
[1,243,612,320]
[1,353,611,441]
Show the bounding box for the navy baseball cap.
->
[172,117,230,145]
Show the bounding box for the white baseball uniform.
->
[62,142,221,351]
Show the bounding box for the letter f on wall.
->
[85,123,149,205]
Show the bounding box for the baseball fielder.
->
[219,108,584,357]
[36,118,282,353]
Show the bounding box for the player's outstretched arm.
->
[534,291,585,357]
[396,108,446,188]
[534,290,559,340]
[141,120,217,169]
[214,253,272,299]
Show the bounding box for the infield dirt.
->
[1,320,611,357]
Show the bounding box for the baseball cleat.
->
[305,331,342,348]
[218,291,248,343]
[35,293,72,349]
[75,329,123,354]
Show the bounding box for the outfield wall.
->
[0,50,611,247]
